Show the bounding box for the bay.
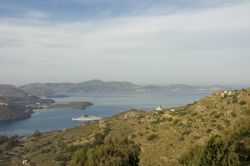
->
[0,90,210,136]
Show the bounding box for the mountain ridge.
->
[19,80,229,97]
[0,85,54,121]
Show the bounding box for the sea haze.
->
[0,90,210,136]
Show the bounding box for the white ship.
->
[72,114,102,121]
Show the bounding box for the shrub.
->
[239,100,246,105]
[94,133,105,145]
[242,88,247,92]
[66,145,79,153]
[231,112,237,117]
[147,134,159,141]
[200,135,225,166]
[217,125,224,131]
[70,138,140,166]
[41,148,51,154]
[173,118,180,125]
[5,136,19,149]
[178,136,185,141]
[179,111,189,116]
[0,135,9,144]
[29,162,37,166]
[167,117,173,121]
[191,112,198,116]
[224,119,231,126]
[138,132,144,136]
[54,153,70,163]
[131,134,136,139]
[214,112,224,119]
[32,130,42,138]
[180,119,250,166]
[182,130,191,136]
[186,121,192,127]
[210,111,216,116]
[206,129,213,133]
[232,98,238,104]
[151,119,161,124]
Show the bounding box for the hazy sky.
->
[0,0,250,86]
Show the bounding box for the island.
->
[45,94,69,98]
[44,101,93,109]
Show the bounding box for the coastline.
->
[0,101,93,122]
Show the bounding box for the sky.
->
[0,0,250,86]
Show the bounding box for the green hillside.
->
[1,88,250,166]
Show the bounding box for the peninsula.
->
[0,85,92,121]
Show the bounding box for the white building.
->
[156,106,163,111]
[0,102,8,106]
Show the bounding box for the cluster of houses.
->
[25,103,48,109]
[156,106,175,112]
[221,90,236,98]
[0,102,8,106]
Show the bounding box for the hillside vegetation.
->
[1,88,250,166]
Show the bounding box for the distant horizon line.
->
[1,79,249,89]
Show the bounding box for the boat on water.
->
[72,114,102,121]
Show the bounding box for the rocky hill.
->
[20,80,226,97]
[1,88,249,165]
[0,104,32,121]
[20,80,140,97]
[0,85,54,121]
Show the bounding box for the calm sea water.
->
[0,90,210,136]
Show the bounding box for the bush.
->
[0,135,9,144]
[167,117,173,121]
[231,112,237,117]
[232,98,238,104]
[147,134,159,141]
[173,118,180,125]
[217,125,224,131]
[41,148,51,154]
[224,119,231,126]
[5,136,19,149]
[179,111,189,116]
[191,112,198,116]
[94,133,105,145]
[200,135,225,166]
[178,136,185,141]
[207,129,213,133]
[242,88,247,92]
[186,121,192,127]
[182,130,191,136]
[32,130,42,138]
[180,119,250,166]
[239,100,246,105]
[70,138,140,166]
[131,134,136,139]
[214,112,224,119]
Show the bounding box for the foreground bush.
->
[180,119,250,166]
[70,138,140,166]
